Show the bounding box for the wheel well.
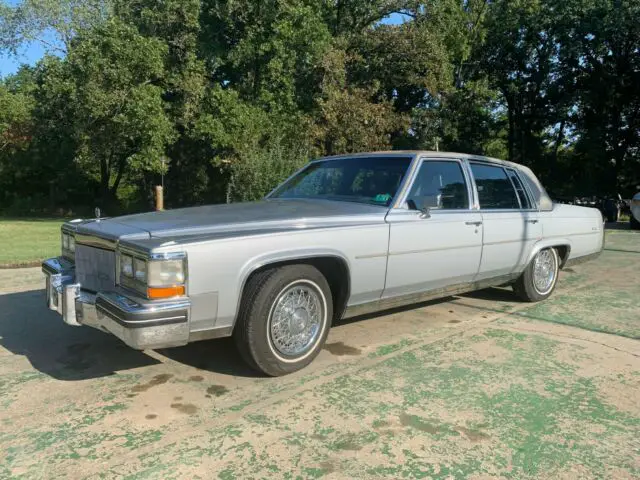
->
[243,256,350,322]
[554,245,570,268]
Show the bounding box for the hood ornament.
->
[95,207,101,222]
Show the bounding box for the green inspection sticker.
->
[374,193,392,203]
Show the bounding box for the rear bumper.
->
[43,257,190,349]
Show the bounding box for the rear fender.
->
[526,240,572,268]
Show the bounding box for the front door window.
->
[406,161,469,211]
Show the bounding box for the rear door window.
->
[470,163,520,210]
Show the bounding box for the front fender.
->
[232,247,352,323]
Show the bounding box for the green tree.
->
[0,0,111,54]
[201,0,333,113]
[53,19,175,207]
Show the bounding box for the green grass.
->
[0,218,64,267]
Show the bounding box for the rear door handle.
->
[465,221,483,226]
[526,219,539,224]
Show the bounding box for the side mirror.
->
[406,198,433,219]
[419,206,431,219]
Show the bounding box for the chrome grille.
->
[75,244,116,293]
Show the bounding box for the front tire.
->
[234,264,333,376]
[513,248,559,302]
[631,215,640,230]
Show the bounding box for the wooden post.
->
[155,185,164,211]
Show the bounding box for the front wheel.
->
[234,264,333,376]
[631,215,640,230]
[513,248,559,302]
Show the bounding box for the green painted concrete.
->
[0,230,638,479]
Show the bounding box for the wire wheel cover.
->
[269,283,324,357]
[533,249,556,294]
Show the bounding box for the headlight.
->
[134,258,147,283]
[148,259,185,286]
[61,232,75,259]
[118,251,186,299]
[121,255,134,278]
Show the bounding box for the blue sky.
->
[0,6,409,78]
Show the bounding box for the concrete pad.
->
[1,231,638,479]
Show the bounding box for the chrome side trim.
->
[189,326,234,342]
[342,273,519,319]
[388,244,478,256]
[482,238,527,247]
[355,252,388,259]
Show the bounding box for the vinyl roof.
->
[318,150,515,167]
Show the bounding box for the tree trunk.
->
[99,157,110,208]
[552,118,566,179]
[505,92,515,162]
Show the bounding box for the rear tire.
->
[513,248,559,302]
[234,264,333,376]
[631,215,640,230]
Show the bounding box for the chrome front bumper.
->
[43,257,190,349]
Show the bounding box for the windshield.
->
[269,156,413,207]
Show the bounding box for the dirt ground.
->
[1,230,639,479]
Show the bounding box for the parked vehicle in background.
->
[42,151,605,376]
[553,194,626,224]
[631,192,640,230]
[600,196,622,223]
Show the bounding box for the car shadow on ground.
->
[0,286,523,381]
[0,289,161,381]
[0,288,263,380]
[157,338,258,378]
[458,287,518,303]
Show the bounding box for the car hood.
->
[75,199,388,241]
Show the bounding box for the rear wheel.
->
[234,264,333,376]
[513,248,559,302]
[631,215,640,230]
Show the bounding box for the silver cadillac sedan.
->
[43,151,605,375]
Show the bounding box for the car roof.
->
[317,150,517,167]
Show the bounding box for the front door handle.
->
[526,219,539,224]
[465,221,483,226]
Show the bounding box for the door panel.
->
[468,162,542,280]
[475,211,541,280]
[383,210,484,298]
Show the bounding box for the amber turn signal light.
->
[147,285,185,299]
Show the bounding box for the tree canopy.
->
[0,0,638,215]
